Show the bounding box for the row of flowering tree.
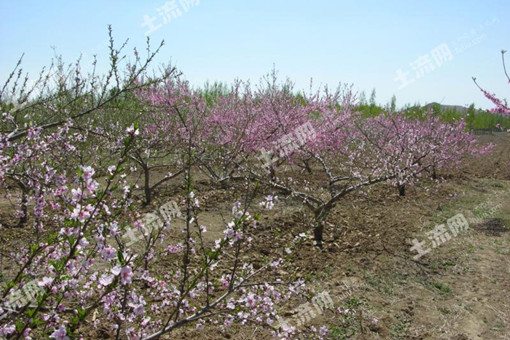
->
[138,71,492,247]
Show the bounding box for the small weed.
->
[330,325,354,340]
[468,243,476,253]
[438,306,451,314]
[391,315,408,338]
[430,281,453,296]
[442,259,456,268]
[317,265,335,280]
[345,296,362,309]
[494,321,505,329]
[363,273,380,289]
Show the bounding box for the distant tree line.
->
[356,88,510,131]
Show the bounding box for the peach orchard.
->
[0,32,505,339]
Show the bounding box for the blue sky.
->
[1,0,509,109]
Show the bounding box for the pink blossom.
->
[99,274,114,286]
[71,188,82,201]
[126,124,140,136]
[0,324,15,337]
[38,277,54,288]
[80,166,95,181]
[50,325,69,340]
[70,204,93,223]
[319,326,329,337]
[120,266,133,285]
[129,303,145,316]
[86,180,99,192]
[111,266,121,276]
[100,245,117,261]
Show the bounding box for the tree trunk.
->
[269,166,276,182]
[398,183,406,196]
[17,187,28,228]
[5,177,29,228]
[143,165,152,206]
[313,221,324,248]
[302,160,312,174]
[313,208,330,248]
[219,177,229,190]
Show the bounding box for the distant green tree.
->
[473,111,496,130]
[466,103,476,131]
[363,88,380,116]
[358,91,367,105]
[441,108,462,123]
[389,94,397,112]
[356,89,383,117]
[200,81,231,104]
[369,88,377,107]
[431,102,442,116]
